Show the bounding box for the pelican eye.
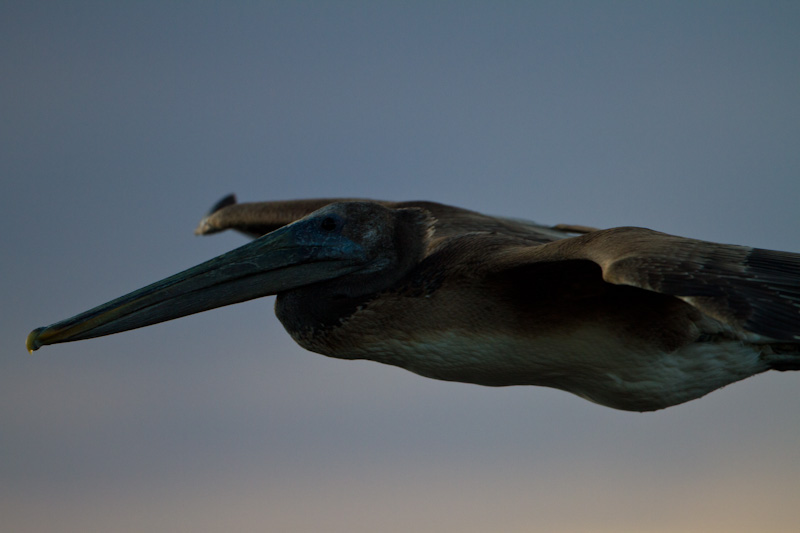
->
[320,216,339,232]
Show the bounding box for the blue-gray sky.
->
[3,2,799,532]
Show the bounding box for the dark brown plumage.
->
[27,195,800,411]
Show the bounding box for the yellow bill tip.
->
[26,327,46,353]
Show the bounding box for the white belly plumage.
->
[329,330,767,412]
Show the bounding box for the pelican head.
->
[27,202,432,352]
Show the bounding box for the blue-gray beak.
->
[27,218,365,352]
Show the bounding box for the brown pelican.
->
[26,195,800,411]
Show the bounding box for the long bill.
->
[26,221,366,352]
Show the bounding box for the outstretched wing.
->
[195,197,800,340]
[194,195,585,243]
[193,195,366,238]
[501,227,800,341]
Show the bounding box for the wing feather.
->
[194,195,579,243]
[519,227,800,341]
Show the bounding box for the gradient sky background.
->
[3,2,799,532]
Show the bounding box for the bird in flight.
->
[27,195,800,411]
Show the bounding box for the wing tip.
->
[194,193,238,235]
